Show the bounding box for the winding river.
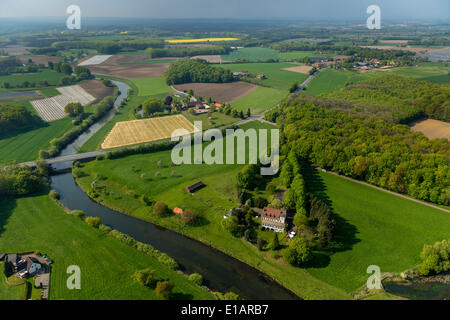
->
[49,81,299,300]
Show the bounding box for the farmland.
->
[411,119,450,140]
[166,38,239,44]
[231,86,288,113]
[75,120,450,298]
[0,69,64,91]
[173,82,257,103]
[78,55,113,66]
[101,114,197,149]
[221,47,280,62]
[31,85,96,122]
[221,62,309,90]
[0,194,213,300]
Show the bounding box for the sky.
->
[0,0,449,21]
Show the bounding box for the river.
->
[49,80,299,300]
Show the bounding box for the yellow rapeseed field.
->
[165,38,239,43]
[101,114,198,149]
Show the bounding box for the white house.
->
[261,207,287,233]
[18,257,41,278]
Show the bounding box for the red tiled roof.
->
[262,207,286,219]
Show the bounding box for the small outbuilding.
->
[185,181,206,193]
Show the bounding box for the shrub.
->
[71,210,85,219]
[419,239,450,275]
[155,281,174,300]
[153,201,168,215]
[254,197,268,209]
[99,224,112,233]
[188,273,203,286]
[284,236,312,266]
[215,291,240,300]
[181,209,196,225]
[132,269,155,287]
[85,216,101,228]
[49,190,60,200]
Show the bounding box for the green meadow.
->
[222,47,280,62]
[389,62,450,84]
[0,194,213,300]
[0,69,64,91]
[222,62,309,90]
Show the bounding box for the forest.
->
[265,98,450,206]
[164,59,234,85]
[324,75,450,122]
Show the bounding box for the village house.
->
[261,207,287,233]
[17,256,42,278]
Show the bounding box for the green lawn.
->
[0,69,64,91]
[131,77,175,97]
[0,195,213,300]
[0,118,73,164]
[303,166,450,292]
[183,111,240,130]
[231,86,288,113]
[222,62,309,90]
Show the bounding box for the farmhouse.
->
[7,253,18,266]
[185,181,206,193]
[261,207,287,233]
[17,256,42,278]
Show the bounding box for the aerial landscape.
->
[0,0,449,310]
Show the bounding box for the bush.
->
[71,210,85,219]
[284,236,312,266]
[99,224,112,233]
[419,239,450,276]
[155,281,174,300]
[153,201,168,215]
[181,209,196,225]
[48,190,60,200]
[188,273,203,286]
[133,269,155,287]
[215,291,240,300]
[85,216,101,228]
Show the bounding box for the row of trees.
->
[266,98,450,205]
[146,45,230,58]
[164,59,234,85]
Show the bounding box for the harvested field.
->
[173,82,257,103]
[79,80,114,103]
[101,114,198,149]
[1,45,32,55]
[191,55,230,63]
[411,119,450,141]
[78,55,112,66]
[360,45,450,54]
[31,85,96,122]
[282,65,312,74]
[88,60,169,78]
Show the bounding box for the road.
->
[295,67,329,92]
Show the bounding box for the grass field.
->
[389,62,450,84]
[302,166,450,292]
[0,194,213,300]
[221,62,309,90]
[131,77,175,97]
[101,115,197,149]
[278,51,332,61]
[0,69,63,91]
[222,47,280,62]
[231,86,288,113]
[183,111,240,130]
[0,118,73,164]
[306,69,381,95]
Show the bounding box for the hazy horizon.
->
[0,0,449,21]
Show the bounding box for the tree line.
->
[0,104,36,134]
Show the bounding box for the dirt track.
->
[173,81,257,103]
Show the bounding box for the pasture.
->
[173,82,257,103]
[131,77,175,97]
[231,86,288,113]
[0,195,213,300]
[221,47,280,62]
[78,55,113,66]
[101,114,197,149]
[389,62,450,84]
[31,85,96,122]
